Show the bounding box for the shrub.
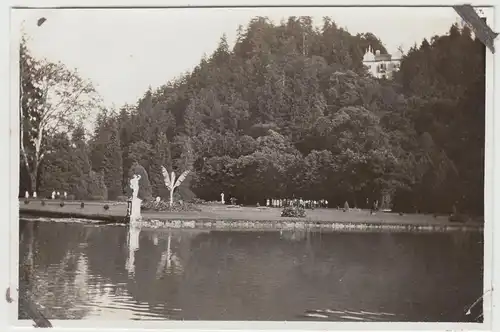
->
[142,198,201,212]
[103,204,110,210]
[41,200,46,206]
[449,214,468,223]
[281,206,306,218]
[176,186,197,202]
[24,199,29,205]
[89,195,105,201]
[191,197,207,205]
[60,201,65,207]
[80,202,85,208]
[87,170,108,200]
[72,180,89,201]
[116,195,129,202]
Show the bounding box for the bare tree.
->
[396,44,405,58]
[20,38,101,193]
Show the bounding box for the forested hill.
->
[33,17,485,215]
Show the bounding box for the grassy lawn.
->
[18,199,482,226]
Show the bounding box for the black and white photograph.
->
[9,2,496,330]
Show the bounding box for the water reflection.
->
[126,225,140,276]
[156,233,184,278]
[280,229,308,242]
[19,220,483,322]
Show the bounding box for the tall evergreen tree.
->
[69,124,92,199]
[90,115,123,200]
[38,133,74,197]
[150,132,173,198]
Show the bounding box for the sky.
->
[14,7,474,108]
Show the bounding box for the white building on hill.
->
[362,46,401,79]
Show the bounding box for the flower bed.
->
[141,199,201,212]
[281,206,306,218]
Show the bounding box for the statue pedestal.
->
[130,197,142,223]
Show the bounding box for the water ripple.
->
[301,309,399,321]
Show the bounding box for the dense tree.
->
[23,16,485,216]
[150,132,173,198]
[89,113,123,199]
[38,133,74,196]
[19,37,101,194]
[67,125,92,199]
[38,125,107,200]
[393,23,485,214]
[86,170,108,200]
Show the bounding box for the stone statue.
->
[221,193,225,204]
[25,191,29,199]
[51,191,55,200]
[130,174,141,199]
[129,174,142,222]
[33,192,37,199]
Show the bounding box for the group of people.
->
[24,191,36,199]
[49,191,67,200]
[23,190,68,200]
[266,198,329,209]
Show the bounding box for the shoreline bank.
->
[19,200,483,232]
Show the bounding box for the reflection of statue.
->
[281,229,307,242]
[161,167,190,207]
[126,225,141,276]
[156,233,183,278]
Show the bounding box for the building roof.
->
[362,46,401,63]
[362,46,375,62]
[375,53,392,61]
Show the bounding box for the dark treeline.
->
[20,17,485,215]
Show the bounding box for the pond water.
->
[18,219,483,322]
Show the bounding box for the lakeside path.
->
[18,199,483,230]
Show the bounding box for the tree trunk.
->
[29,173,36,195]
[28,161,39,194]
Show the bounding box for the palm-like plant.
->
[161,166,190,207]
